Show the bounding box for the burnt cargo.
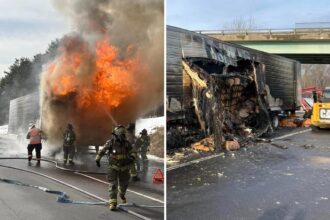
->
[166,26,302,149]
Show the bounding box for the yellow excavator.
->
[310,87,330,131]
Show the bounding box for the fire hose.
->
[0,177,106,205]
[0,177,162,208]
[0,157,163,220]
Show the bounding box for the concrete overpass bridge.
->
[197,27,330,64]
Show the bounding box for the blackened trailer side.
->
[167,26,301,148]
[8,92,40,135]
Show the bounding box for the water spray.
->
[101,106,118,126]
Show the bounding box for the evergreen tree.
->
[0,40,60,125]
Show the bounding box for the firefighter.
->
[26,124,44,164]
[63,123,76,165]
[95,125,136,211]
[136,129,150,161]
[126,123,140,181]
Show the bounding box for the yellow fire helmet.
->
[113,125,126,138]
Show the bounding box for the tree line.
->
[0,40,59,125]
[301,64,330,89]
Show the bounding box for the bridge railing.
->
[295,22,330,29]
[196,27,330,35]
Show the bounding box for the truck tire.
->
[272,115,279,129]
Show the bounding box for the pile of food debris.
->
[168,58,274,151]
[149,127,164,158]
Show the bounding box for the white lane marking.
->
[167,153,225,172]
[75,172,164,204]
[0,164,151,220]
[167,129,312,172]
[271,128,311,141]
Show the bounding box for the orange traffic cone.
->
[152,168,164,183]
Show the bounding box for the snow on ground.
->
[135,116,164,136]
[148,154,164,162]
[0,125,8,134]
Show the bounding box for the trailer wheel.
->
[272,115,279,129]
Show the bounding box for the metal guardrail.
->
[195,27,330,35]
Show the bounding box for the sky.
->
[1,0,330,79]
[0,0,71,78]
[167,0,330,30]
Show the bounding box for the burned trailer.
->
[8,92,40,137]
[8,91,163,155]
[166,26,301,149]
[8,92,106,151]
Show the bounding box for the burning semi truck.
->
[7,39,163,153]
[8,90,163,153]
[8,0,164,154]
[166,26,301,149]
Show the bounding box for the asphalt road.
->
[168,128,330,220]
[0,135,164,220]
[0,166,139,220]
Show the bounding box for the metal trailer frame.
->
[8,91,40,135]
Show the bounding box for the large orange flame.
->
[47,38,139,110]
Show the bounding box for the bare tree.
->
[224,16,257,33]
[301,64,330,89]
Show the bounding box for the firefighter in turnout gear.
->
[126,123,140,181]
[63,123,76,165]
[95,125,135,211]
[26,124,44,164]
[136,129,150,161]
